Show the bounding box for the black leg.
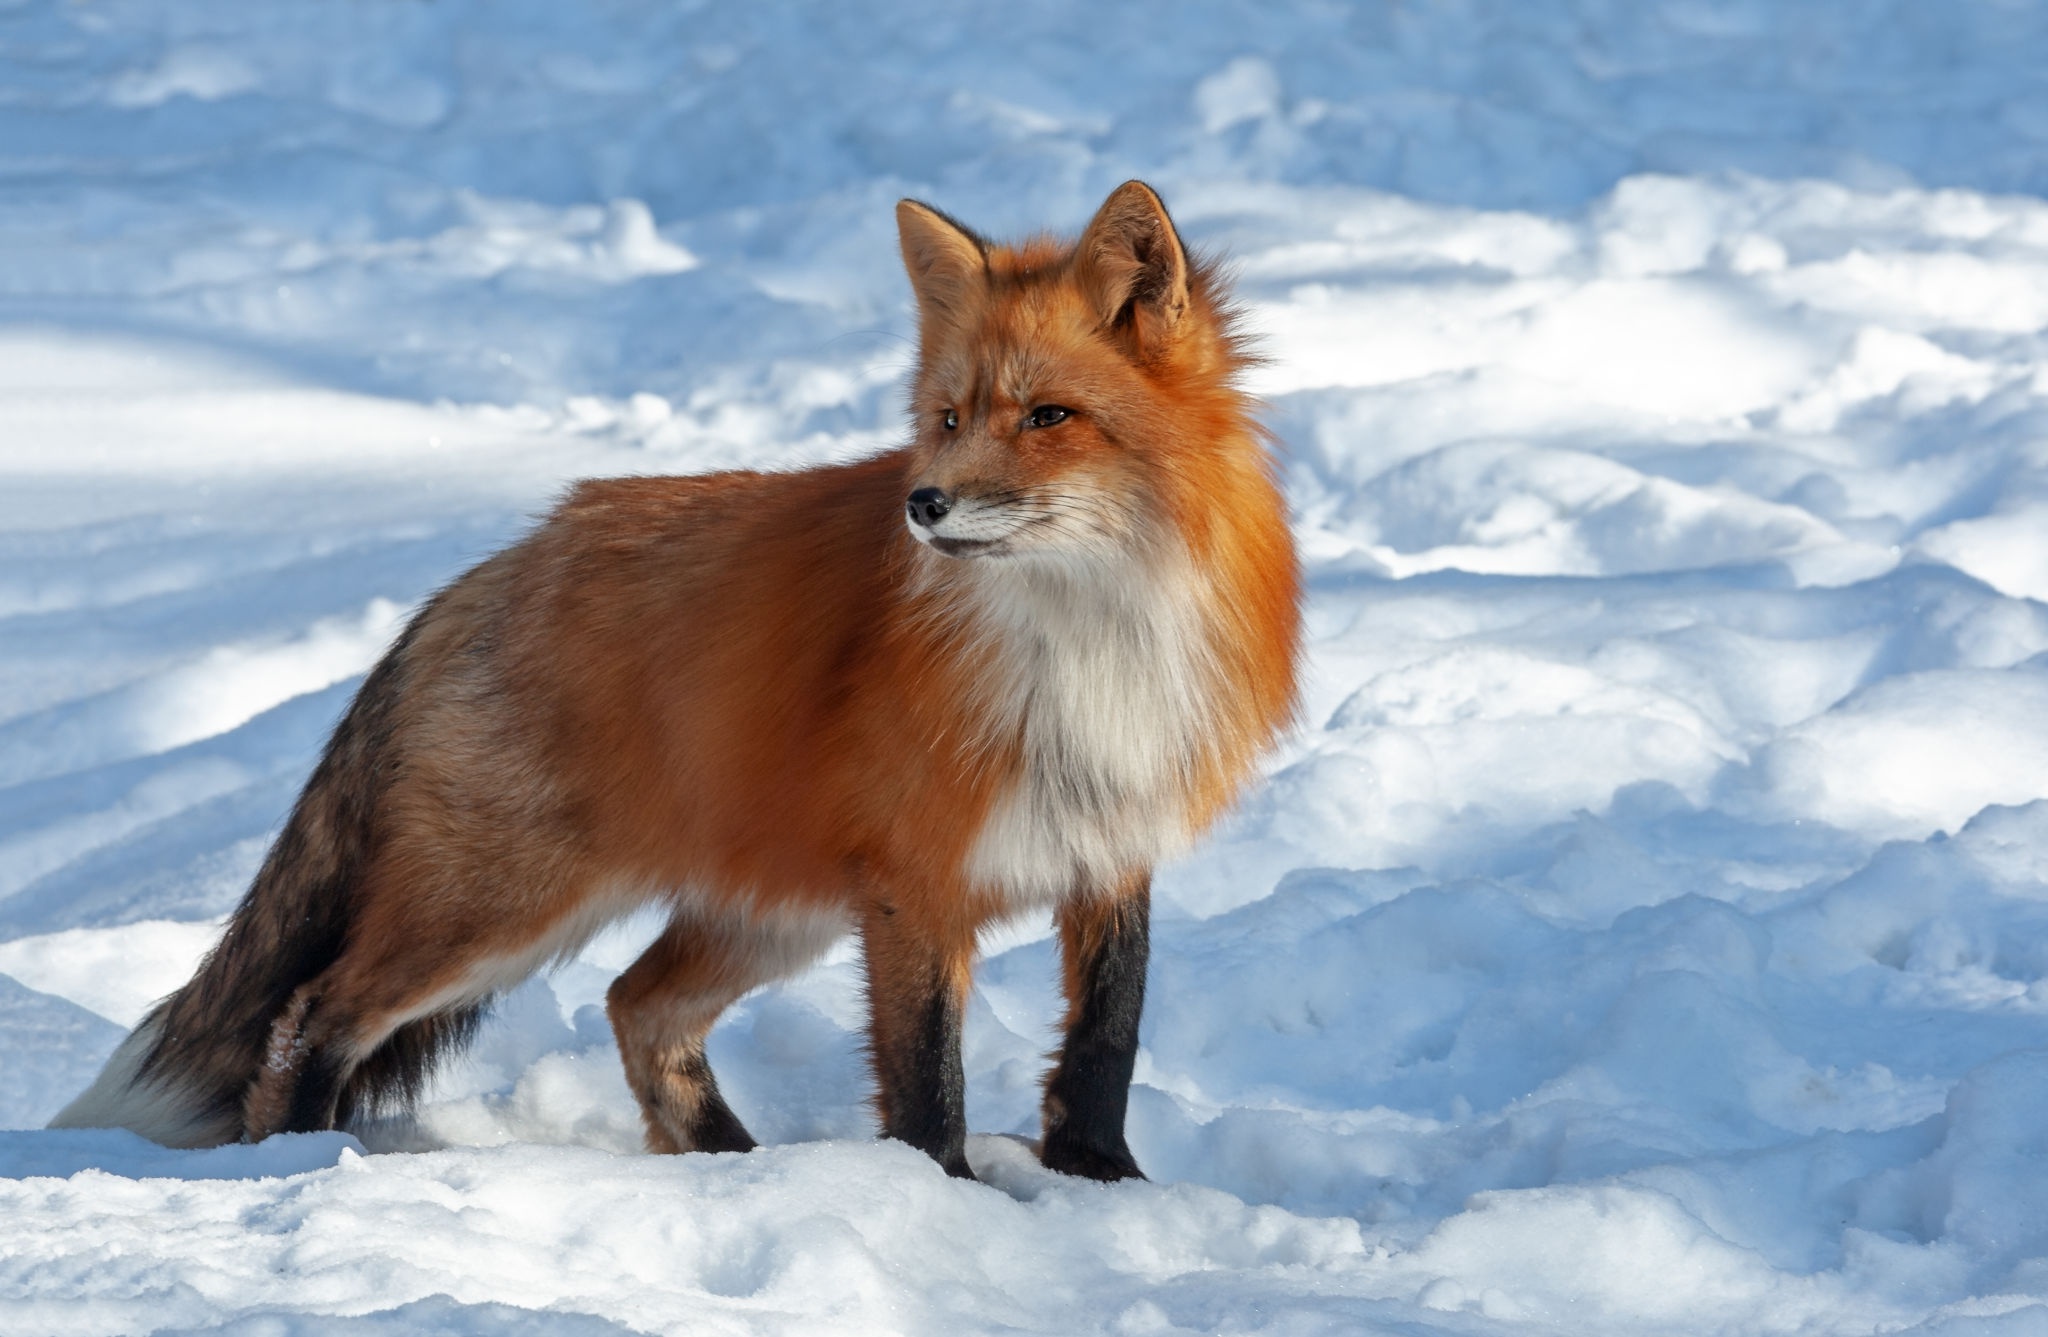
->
[862,906,973,1179]
[283,1046,347,1134]
[1041,877,1148,1181]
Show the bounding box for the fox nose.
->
[906,487,952,527]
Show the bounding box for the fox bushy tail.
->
[49,616,470,1146]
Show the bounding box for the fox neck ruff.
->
[920,539,1223,910]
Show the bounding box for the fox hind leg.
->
[1040,873,1149,1182]
[608,927,754,1155]
[608,903,844,1155]
[239,981,356,1141]
[236,907,545,1142]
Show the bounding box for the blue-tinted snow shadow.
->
[0,972,124,1129]
[0,1127,360,1181]
[158,1295,646,1337]
[0,680,359,936]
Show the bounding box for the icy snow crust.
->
[7,1,2048,1333]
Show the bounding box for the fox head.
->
[896,181,1261,569]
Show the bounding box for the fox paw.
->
[1039,1133,1145,1182]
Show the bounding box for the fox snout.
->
[904,484,1005,558]
[908,482,1054,558]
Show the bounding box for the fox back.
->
[54,182,1301,1181]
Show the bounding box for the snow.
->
[6,0,2048,1332]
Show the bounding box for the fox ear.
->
[1076,181,1190,354]
[897,200,987,326]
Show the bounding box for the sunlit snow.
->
[7,1,2048,1334]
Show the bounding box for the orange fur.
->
[52,182,1302,1177]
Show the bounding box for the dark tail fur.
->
[50,610,483,1146]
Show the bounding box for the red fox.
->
[53,182,1302,1181]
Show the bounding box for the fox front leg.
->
[1040,874,1149,1181]
[860,901,975,1179]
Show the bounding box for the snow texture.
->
[7,1,2048,1333]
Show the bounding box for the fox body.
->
[54,182,1302,1180]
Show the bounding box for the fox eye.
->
[942,409,958,431]
[1025,405,1072,429]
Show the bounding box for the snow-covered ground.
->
[7,1,2048,1332]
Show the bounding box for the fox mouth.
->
[928,535,1004,558]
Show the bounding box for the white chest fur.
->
[957,553,1219,908]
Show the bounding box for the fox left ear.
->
[1076,181,1190,355]
[898,199,988,329]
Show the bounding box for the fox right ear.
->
[1075,181,1190,357]
[897,200,987,326]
